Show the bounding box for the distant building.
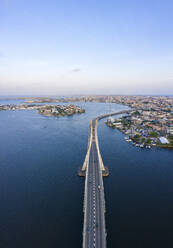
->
[167,126,173,135]
[52,107,59,114]
[107,117,114,123]
[114,122,122,128]
[159,137,169,144]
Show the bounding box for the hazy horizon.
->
[1,0,173,95]
[0,94,173,99]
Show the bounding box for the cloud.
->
[72,68,81,73]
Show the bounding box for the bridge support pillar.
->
[78,121,93,177]
[95,120,109,177]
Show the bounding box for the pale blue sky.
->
[0,0,173,95]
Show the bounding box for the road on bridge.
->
[82,110,131,248]
[83,120,106,248]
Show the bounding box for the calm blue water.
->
[0,98,24,105]
[0,101,173,248]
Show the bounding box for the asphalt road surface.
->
[83,120,106,248]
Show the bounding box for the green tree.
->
[149,132,158,138]
[145,138,151,144]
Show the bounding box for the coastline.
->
[105,111,173,150]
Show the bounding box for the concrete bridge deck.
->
[80,110,131,248]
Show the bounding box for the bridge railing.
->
[94,119,105,171]
[82,120,93,171]
[82,145,90,247]
[97,110,131,120]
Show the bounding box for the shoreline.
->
[106,112,173,150]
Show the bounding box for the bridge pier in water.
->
[78,119,109,177]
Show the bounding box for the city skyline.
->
[1,0,173,95]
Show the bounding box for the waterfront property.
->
[106,110,173,149]
[159,137,169,144]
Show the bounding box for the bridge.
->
[79,110,131,248]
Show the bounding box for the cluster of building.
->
[112,95,173,112]
[107,107,173,149]
[105,95,173,149]
[0,104,85,117]
[21,95,173,108]
[23,95,113,103]
[39,104,85,116]
[0,104,40,111]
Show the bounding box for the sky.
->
[0,0,173,95]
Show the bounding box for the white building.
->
[107,117,114,123]
[167,126,173,135]
[159,137,169,144]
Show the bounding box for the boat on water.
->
[124,136,133,142]
[146,145,151,149]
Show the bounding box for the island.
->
[0,104,85,117]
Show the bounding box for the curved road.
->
[83,110,131,248]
